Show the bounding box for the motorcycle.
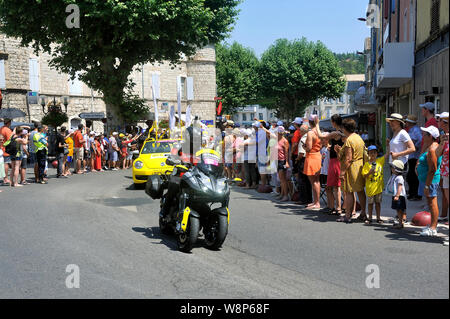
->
[146,148,239,253]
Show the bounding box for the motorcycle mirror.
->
[166,156,181,166]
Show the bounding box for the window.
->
[242,113,247,121]
[69,72,83,95]
[430,0,440,36]
[177,76,187,100]
[29,58,39,92]
[259,113,263,120]
[339,96,344,103]
[0,60,5,89]
[326,108,331,119]
[337,106,345,114]
[250,113,255,120]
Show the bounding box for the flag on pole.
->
[152,85,159,125]
[169,105,175,131]
[177,76,182,128]
[186,105,192,127]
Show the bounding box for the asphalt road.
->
[0,168,448,299]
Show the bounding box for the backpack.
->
[4,135,18,155]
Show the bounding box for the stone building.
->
[0,34,217,133]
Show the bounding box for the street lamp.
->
[40,95,70,114]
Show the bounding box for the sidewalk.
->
[234,184,449,242]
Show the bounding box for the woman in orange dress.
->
[303,115,322,210]
[94,135,102,171]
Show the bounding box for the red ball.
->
[52,160,58,168]
[292,192,300,202]
[411,211,431,227]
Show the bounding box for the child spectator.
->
[386,160,407,229]
[362,145,386,224]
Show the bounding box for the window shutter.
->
[29,58,39,92]
[430,0,440,36]
[0,60,6,89]
[186,77,194,100]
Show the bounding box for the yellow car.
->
[132,139,180,185]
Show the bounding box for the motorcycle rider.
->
[161,121,204,220]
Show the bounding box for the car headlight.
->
[134,161,144,169]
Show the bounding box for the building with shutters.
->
[0,34,217,133]
[358,0,449,150]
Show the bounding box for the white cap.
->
[277,126,285,133]
[113,132,118,136]
[252,121,261,128]
[292,117,303,125]
[421,126,440,139]
[438,112,449,120]
[90,131,95,135]
[308,114,318,122]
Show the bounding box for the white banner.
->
[152,85,159,124]
[186,105,192,127]
[177,76,182,128]
[169,105,175,131]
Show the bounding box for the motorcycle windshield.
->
[196,149,222,177]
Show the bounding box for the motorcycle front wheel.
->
[177,216,200,253]
[204,214,228,250]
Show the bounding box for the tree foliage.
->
[216,42,259,114]
[0,0,240,123]
[334,52,365,74]
[258,38,346,120]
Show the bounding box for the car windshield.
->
[141,141,172,154]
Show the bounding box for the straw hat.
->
[405,115,417,124]
[386,113,405,125]
[390,160,405,173]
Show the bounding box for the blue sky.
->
[227,0,370,57]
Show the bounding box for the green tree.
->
[0,0,240,124]
[258,38,346,120]
[216,42,260,114]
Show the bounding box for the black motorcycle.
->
[146,149,237,253]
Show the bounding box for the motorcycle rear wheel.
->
[177,216,200,253]
[204,214,228,250]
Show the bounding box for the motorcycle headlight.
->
[134,161,144,169]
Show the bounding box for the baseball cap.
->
[277,121,283,126]
[292,117,303,125]
[289,125,295,131]
[420,102,435,111]
[113,132,118,136]
[367,145,377,151]
[277,126,285,133]
[90,131,95,136]
[420,126,440,138]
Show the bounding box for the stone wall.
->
[1,34,217,132]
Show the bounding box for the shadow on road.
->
[132,226,179,251]
[125,183,146,191]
